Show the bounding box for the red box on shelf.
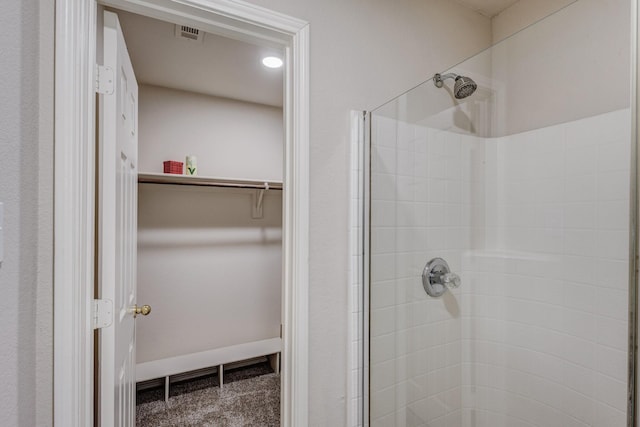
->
[163,161,183,174]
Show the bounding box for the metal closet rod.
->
[137,173,283,190]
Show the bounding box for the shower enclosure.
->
[364,1,638,426]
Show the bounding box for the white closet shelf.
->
[138,172,283,190]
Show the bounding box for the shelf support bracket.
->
[251,183,269,219]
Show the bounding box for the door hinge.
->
[93,299,114,329]
[95,65,115,95]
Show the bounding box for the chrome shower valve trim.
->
[422,257,461,297]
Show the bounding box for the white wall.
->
[491,0,576,43]
[138,84,283,180]
[0,0,54,426]
[137,185,282,362]
[490,0,631,137]
[238,1,492,424]
[36,2,54,425]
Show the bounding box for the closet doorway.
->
[98,7,287,425]
[53,1,308,426]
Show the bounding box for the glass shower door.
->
[368,1,634,426]
[369,97,482,426]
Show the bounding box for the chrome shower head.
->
[433,73,477,99]
[453,75,477,99]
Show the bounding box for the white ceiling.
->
[114,10,284,107]
[453,0,521,17]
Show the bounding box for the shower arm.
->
[433,73,459,88]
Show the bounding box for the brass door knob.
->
[133,304,152,317]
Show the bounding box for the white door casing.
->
[99,10,139,427]
[54,1,309,426]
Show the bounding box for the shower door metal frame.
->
[629,1,639,426]
[363,111,371,427]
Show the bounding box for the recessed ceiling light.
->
[262,56,283,69]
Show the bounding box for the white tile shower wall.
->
[369,114,486,427]
[461,109,631,427]
[367,109,630,427]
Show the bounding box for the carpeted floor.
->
[136,363,280,426]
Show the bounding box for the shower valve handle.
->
[443,273,461,289]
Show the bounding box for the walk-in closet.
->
[100,8,285,426]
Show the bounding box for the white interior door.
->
[99,10,140,427]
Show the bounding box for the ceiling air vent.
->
[174,24,204,42]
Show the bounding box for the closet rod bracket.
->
[251,183,269,219]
